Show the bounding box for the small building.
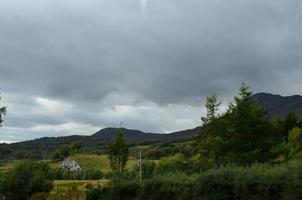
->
[61,160,81,171]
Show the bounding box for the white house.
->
[61,160,81,171]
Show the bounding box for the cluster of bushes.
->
[86,174,196,200]
[86,160,302,200]
[0,161,53,200]
[134,142,192,160]
[49,168,105,180]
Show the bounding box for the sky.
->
[0,0,302,143]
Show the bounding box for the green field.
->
[47,179,109,200]
[70,154,138,172]
[0,161,19,172]
[0,154,138,173]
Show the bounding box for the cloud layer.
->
[0,0,301,142]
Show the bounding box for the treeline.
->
[86,84,302,199]
[86,160,302,200]
[1,84,302,199]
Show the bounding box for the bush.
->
[154,153,192,175]
[86,160,302,200]
[49,168,105,180]
[192,160,302,200]
[1,161,53,200]
[86,174,196,200]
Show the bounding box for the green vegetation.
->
[107,130,129,181]
[0,92,7,127]
[48,180,108,200]
[2,84,302,199]
[86,160,302,200]
[84,84,302,199]
[0,161,53,200]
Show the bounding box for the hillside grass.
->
[48,179,109,200]
[70,154,137,173]
[0,161,19,172]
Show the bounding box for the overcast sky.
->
[0,0,301,143]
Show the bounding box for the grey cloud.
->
[0,0,301,141]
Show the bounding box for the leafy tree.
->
[201,94,221,124]
[288,127,302,156]
[70,142,83,154]
[193,83,273,168]
[227,83,272,164]
[193,95,229,169]
[271,117,286,140]
[284,112,298,138]
[107,129,129,182]
[1,161,53,200]
[0,92,7,127]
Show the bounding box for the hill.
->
[2,92,302,160]
[0,127,199,160]
[253,93,302,118]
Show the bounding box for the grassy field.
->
[0,161,19,172]
[70,154,138,172]
[0,153,157,174]
[48,179,109,200]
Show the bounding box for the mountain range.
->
[253,93,302,119]
[2,92,302,157]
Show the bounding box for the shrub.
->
[192,160,302,200]
[1,161,53,200]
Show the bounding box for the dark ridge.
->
[253,92,302,119]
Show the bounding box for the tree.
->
[288,127,302,155]
[107,129,129,182]
[193,95,227,169]
[1,161,53,200]
[227,83,272,164]
[193,83,273,168]
[284,112,298,138]
[0,92,7,127]
[201,94,221,124]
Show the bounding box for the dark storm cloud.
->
[0,0,301,142]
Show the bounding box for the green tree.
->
[284,112,298,138]
[0,92,7,127]
[193,84,273,168]
[201,94,221,124]
[193,95,227,169]
[1,161,53,200]
[288,127,302,155]
[107,129,129,182]
[227,83,272,164]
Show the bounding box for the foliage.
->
[192,160,302,200]
[107,129,129,181]
[86,174,196,200]
[87,160,302,200]
[201,94,221,124]
[1,161,53,200]
[193,83,273,168]
[288,127,302,157]
[154,153,191,175]
[52,142,84,161]
[0,92,7,127]
[49,167,104,180]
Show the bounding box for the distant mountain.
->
[2,92,302,160]
[253,93,302,119]
[1,127,199,159]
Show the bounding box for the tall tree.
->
[107,129,129,182]
[227,83,271,164]
[201,94,221,124]
[193,83,273,168]
[284,112,298,138]
[193,95,226,169]
[0,92,7,127]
